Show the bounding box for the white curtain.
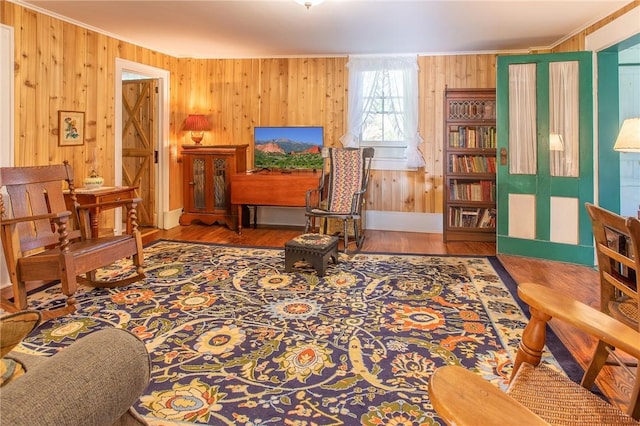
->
[341,56,424,168]
[341,57,377,149]
[508,63,537,174]
[549,61,579,177]
[402,60,425,167]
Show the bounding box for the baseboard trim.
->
[365,210,443,233]
[164,209,182,229]
[165,207,443,234]
[227,207,444,234]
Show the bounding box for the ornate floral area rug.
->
[18,240,569,425]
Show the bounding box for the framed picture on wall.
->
[58,110,85,146]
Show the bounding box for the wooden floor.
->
[153,224,636,414]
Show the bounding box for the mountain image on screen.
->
[253,127,324,170]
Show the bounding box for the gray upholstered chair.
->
[0,311,150,426]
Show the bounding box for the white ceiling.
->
[13,0,634,58]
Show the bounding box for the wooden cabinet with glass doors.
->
[180,145,248,230]
[443,88,497,242]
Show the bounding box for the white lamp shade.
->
[613,118,640,152]
[549,133,564,151]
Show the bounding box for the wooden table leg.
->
[253,206,258,229]
[237,205,243,235]
[90,209,100,238]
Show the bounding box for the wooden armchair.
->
[585,203,638,394]
[429,282,640,425]
[304,147,374,253]
[585,203,638,330]
[0,162,145,319]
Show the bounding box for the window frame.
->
[345,56,422,171]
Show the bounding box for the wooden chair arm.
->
[518,282,640,359]
[305,188,322,211]
[349,188,368,214]
[74,197,142,211]
[429,365,549,426]
[0,211,71,226]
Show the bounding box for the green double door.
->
[496,52,594,265]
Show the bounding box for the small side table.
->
[284,233,339,276]
[64,186,138,238]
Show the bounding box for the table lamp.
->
[183,114,210,144]
[549,133,565,151]
[613,118,640,152]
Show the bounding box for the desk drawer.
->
[96,191,134,203]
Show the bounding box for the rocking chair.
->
[304,147,374,253]
[0,162,145,319]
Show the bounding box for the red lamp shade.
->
[183,114,210,144]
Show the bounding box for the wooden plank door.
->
[496,52,594,265]
[122,79,157,227]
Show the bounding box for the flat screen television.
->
[253,126,324,171]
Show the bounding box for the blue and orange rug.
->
[18,240,571,425]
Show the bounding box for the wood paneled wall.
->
[553,0,640,53]
[2,1,636,220]
[171,57,348,212]
[1,1,180,205]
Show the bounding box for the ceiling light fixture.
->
[295,0,325,10]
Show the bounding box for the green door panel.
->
[496,51,594,265]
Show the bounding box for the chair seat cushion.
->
[308,208,351,216]
[284,234,339,276]
[609,297,638,329]
[507,363,639,425]
[28,235,134,258]
[285,233,339,252]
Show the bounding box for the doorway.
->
[115,59,170,231]
[122,77,158,227]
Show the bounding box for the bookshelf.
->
[443,88,497,242]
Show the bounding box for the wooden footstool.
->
[284,233,339,276]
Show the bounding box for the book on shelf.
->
[478,208,496,228]
[448,207,496,228]
[448,126,496,148]
[449,180,496,202]
[461,208,480,227]
[449,155,497,173]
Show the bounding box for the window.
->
[360,69,407,161]
[342,56,424,170]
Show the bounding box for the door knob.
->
[500,147,507,166]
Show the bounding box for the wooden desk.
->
[231,170,321,234]
[64,186,138,238]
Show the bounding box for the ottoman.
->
[284,233,339,276]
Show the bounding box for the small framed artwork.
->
[58,110,85,146]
